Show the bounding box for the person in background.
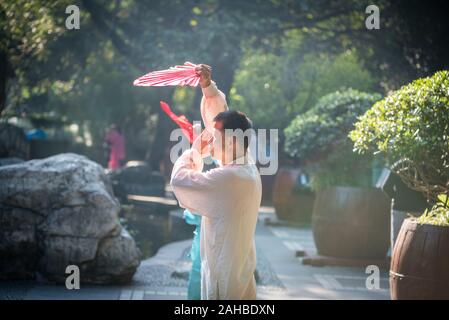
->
[105,123,126,170]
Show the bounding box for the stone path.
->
[255,210,390,300]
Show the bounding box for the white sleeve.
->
[170,149,231,218]
[200,81,229,132]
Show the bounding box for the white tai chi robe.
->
[170,82,262,300]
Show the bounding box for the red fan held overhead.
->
[160,101,194,143]
[133,61,200,87]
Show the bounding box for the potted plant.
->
[350,70,449,299]
[272,167,315,224]
[285,88,391,259]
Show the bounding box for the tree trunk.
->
[0,51,12,116]
[148,87,176,172]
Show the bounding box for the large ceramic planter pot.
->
[312,186,390,259]
[273,168,315,223]
[390,218,449,299]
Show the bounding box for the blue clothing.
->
[183,209,202,300]
[26,128,47,140]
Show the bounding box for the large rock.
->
[0,153,141,284]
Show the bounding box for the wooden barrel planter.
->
[312,186,390,259]
[272,168,315,223]
[390,218,449,299]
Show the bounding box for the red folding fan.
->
[160,101,194,143]
[133,61,200,87]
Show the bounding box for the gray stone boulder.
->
[0,153,141,284]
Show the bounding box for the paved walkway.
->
[0,208,390,300]
[255,210,390,300]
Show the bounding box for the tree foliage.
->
[285,89,381,190]
[350,70,449,202]
[1,0,448,169]
[231,39,376,130]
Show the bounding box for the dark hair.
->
[213,110,253,150]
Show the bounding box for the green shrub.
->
[349,70,449,203]
[284,89,382,190]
